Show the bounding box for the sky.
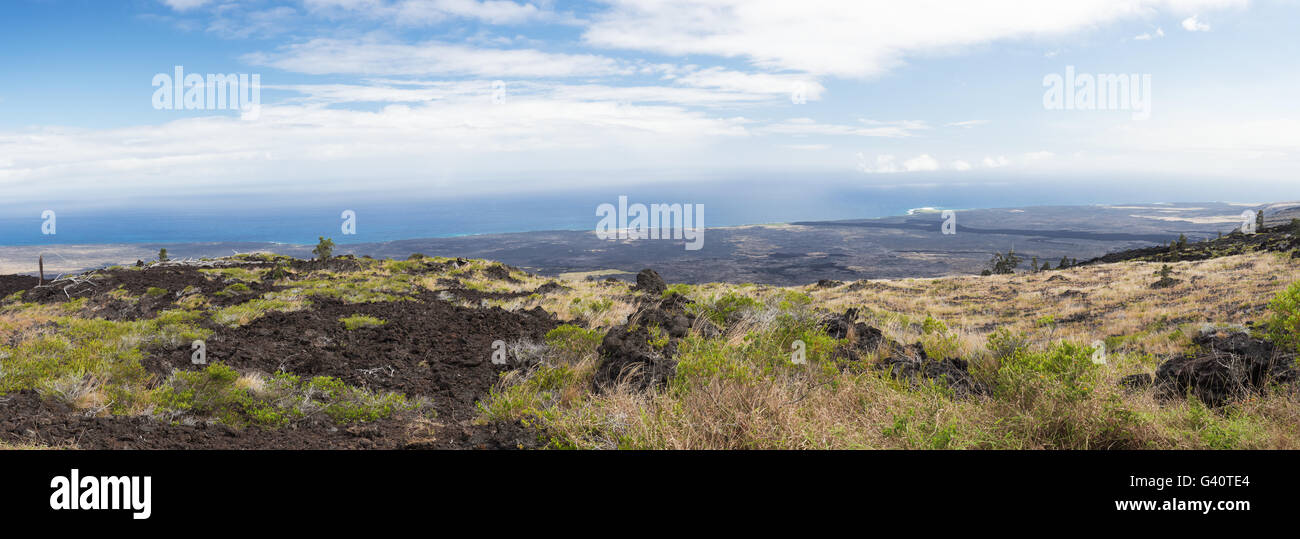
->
[0,0,1297,213]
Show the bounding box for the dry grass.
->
[480,251,1300,449]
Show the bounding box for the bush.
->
[544,324,602,359]
[690,292,762,327]
[1264,280,1300,353]
[995,341,1098,404]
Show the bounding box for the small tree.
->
[1176,234,1187,250]
[1059,256,1071,269]
[1291,218,1300,235]
[987,249,1022,275]
[313,236,335,260]
[1257,210,1265,231]
[1031,256,1040,272]
[158,248,169,262]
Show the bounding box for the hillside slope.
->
[2,242,1298,449]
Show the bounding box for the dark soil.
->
[430,280,532,304]
[288,255,373,273]
[20,265,280,319]
[0,274,39,298]
[151,293,558,424]
[1,260,561,449]
[533,281,571,295]
[0,390,421,449]
[481,263,521,283]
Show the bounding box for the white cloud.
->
[207,6,300,39]
[951,160,973,171]
[1023,151,1055,161]
[159,0,213,10]
[302,0,562,25]
[0,97,753,200]
[762,118,927,137]
[945,120,988,128]
[903,154,940,172]
[1181,15,1211,31]
[583,0,1245,78]
[857,153,946,173]
[274,78,816,108]
[674,67,825,102]
[244,38,626,77]
[1134,27,1165,40]
[982,155,1010,168]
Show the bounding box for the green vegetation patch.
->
[0,309,211,413]
[201,267,265,283]
[155,364,423,428]
[210,298,302,328]
[1264,280,1300,354]
[339,314,386,330]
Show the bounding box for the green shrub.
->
[920,316,960,360]
[544,324,602,359]
[145,287,168,298]
[689,292,761,327]
[1264,280,1300,353]
[662,283,693,298]
[995,341,1098,404]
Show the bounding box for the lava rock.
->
[631,268,667,296]
[875,342,990,398]
[593,293,699,392]
[1152,328,1298,406]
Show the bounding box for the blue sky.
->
[0,0,1297,212]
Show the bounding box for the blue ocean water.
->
[0,176,1284,246]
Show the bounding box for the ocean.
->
[0,176,1285,246]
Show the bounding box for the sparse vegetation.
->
[4,248,1299,449]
